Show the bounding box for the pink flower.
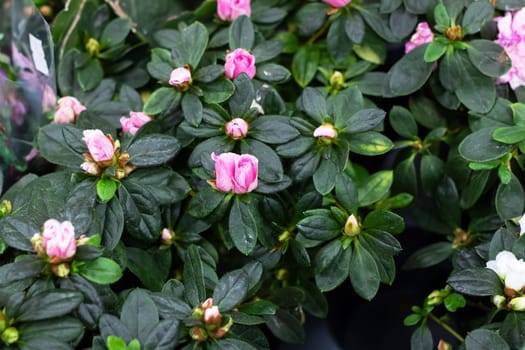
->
[217,0,251,21]
[405,22,434,54]
[495,9,525,89]
[169,67,192,89]
[225,118,249,139]
[82,129,115,162]
[41,219,77,262]
[42,84,57,112]
[211,152,258,194]
[323,0,351,8]
[204,305,222,325]
[54,96,86,124]
[120,111,152,135]
[313,122,338,139]
[224,49,256,80]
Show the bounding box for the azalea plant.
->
[2,0,525,349]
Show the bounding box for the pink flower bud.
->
[120,111,152,135]
[224,49,256,80]
[204,305,222,325]
[81,161,100,175]
[313,122,338,139]
[217,0,251,21]
[323,0,351,8]
[83,129,115,162]
[42,84,57,112]
[41,219,77,262]
[225,118,249,139]
[405,22,434,54]
[169,67,192,88]
[54,105,76,124]
[54,96,86,123]
[161,228,175,245]
[211,152,258,194]
[201,298,214,309]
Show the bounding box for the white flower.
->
[486,250,519,279]
[505,261,525,291]
[519,213,525,235]
[487,250,525,291]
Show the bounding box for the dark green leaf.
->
[292,45,320,88]
[182,93,203,127]
[121,289,158,342]
[297,212,341,241]
[387,44,432,96]
[314,240,351,292]
[345,108,386,134]
[403,242,453,269]
[229,15,254,50]
[496,173,525,220]
[349,245,380,300]
[454,51,496,114]
[143,88,180,116]
[127,247,171,291]
[17,289,83,322]
[448,268,503,296]
[459,127,513,162]
[100,18,131,47]
[265,309,305,344]
[501,312,525,350]
[127,134,180,167]
[467,40,511,78]
[364,210,404,234]
[213,270,249,311]
[229,197,259,255]
[465,329,510,350]
[184,245,206,307]
[411,325,433,350]
[461,1,494,34]
[389,106,418,138]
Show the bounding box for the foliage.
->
[1,0,525,349]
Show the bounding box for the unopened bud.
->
[161,228,175,245]
[190,327,208,342]
[211,316,233,339]
[51,263,71,278]
[85,38,100,58]
[192,307,204,320]
[344,214,361,237]
[275,268,288,281]
[1,327,19,345]
[203,306,222,326]
[0,200,12,218]
[329,71,345,91]
[31,233,45,256]
[438,339,453,350]
[509,296,525,311]
[427,290,445,306]
[492,295,506,309]
[446,25,463,41]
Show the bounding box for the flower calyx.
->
[446,24,463,41]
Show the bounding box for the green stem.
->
[307,20,332,45]
[427,313,465,343]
